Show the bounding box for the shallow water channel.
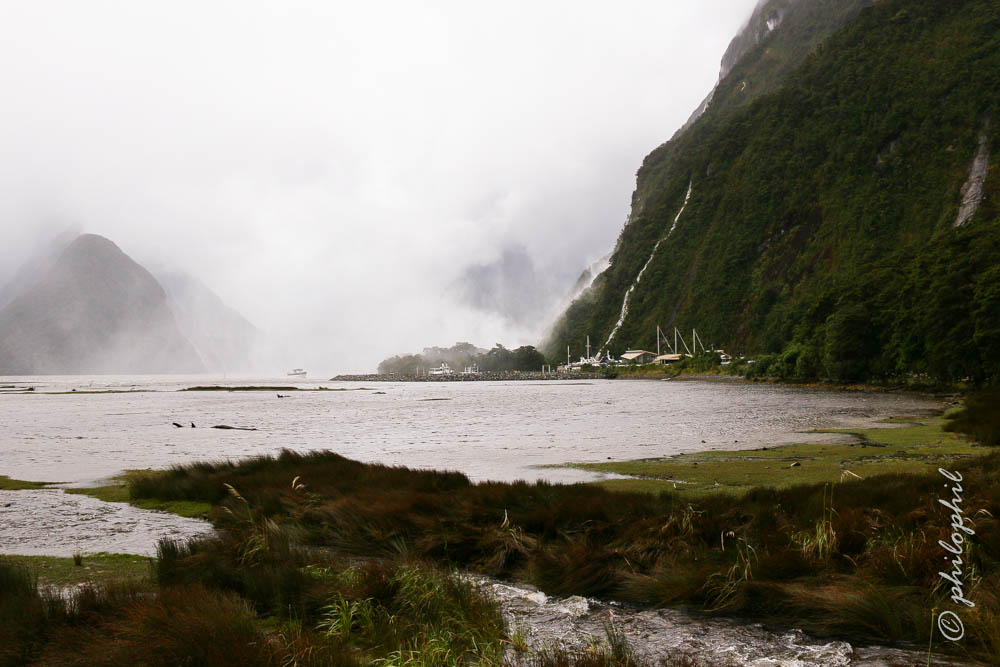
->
[481,579,979,666]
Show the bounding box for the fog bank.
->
[0,1,756,373]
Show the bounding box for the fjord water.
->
[0,376,940,486]
[0,376,938,555]
[1,377,967,665]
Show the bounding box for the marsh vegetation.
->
[5,399,999,664]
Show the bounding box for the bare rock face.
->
[954,133,990,228]
[0,234,204,374]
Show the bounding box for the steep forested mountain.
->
[0,234,204,374]
[545,0,1000,383]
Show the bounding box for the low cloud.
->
[0,1,757,373]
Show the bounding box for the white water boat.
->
[287,368,307,377]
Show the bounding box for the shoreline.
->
[619,370,967,395]
[329,371,604,382]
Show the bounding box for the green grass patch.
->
[3,553,153,588]
[575,416,985,496]
[179,386,367,392]
[0,475,56,490]
[40,389,154,394]
[180,385,302,392]
[65,472,212,518]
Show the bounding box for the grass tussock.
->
[3,544,504,666]
[113,445,1000,663]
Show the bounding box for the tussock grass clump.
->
[118,446,1000,663]
[0,558,148,667]
[316,562,506,664]
[945,392,1000,446]
[35,585,271,667]
[0,558,50,666]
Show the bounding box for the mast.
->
[586,336,591,361]
[675,327,692,355]
[692,328,705,354]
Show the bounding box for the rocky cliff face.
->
[677,0,872,136]
[0,234,205,374]
[546,0,1000,383]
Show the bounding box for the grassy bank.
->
[570,414,982,497]
[64,472,212,519]
[0,472,210,517]
[0,476,54,490]
[4,553,153,589]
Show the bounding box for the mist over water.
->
[0,1,759,373]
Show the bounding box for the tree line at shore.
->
[377,341,546,375]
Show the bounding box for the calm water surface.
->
[0,376,940,555]
[0,375,941,486]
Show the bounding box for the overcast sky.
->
[0,1,757,373]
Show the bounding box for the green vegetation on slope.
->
[547,0,1000,385]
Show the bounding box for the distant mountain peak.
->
[0,233,204,374]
